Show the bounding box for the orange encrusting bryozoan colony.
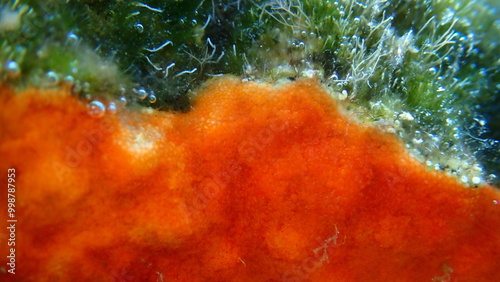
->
[0,77,499,281]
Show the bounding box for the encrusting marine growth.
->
[0,77,499,280]
[2,0,499,184]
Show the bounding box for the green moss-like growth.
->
[0,0,134,98]
[243,0,500,185]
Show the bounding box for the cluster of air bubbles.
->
[5,61,20,78]
[132,87,157,104]
[86,100,120,118]
[83,85,158,120]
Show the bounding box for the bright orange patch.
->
[0,77,499,281]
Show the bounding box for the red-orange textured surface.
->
[0,77,499,281]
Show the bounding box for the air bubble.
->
[63,75,74,85]
[87,100,106,118]
[107,102,117,114]
[45,71,59,86]
[119,96,127,106]
[66,32,79,46]
[5,61,20,78]
[135,23,144,33]
[148,94,157,103]
[136,88,148,100]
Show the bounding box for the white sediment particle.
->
[472,177,481,185]
[398,111,414,121]
[117,123,162,159]
[339,90,348,100]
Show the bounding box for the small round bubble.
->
[135,23,144,33]
[87,100,106,118]
[137,88,148,100]
[148,94,157,103]
[5,61,20,78]
[82,82,91,92]
[63,75,74,85]
[119,96,127,106]
[46,71,59,86]
[66,32,79,46]
[107,101,117,114]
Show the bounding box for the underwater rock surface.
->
[0,77,499,280]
